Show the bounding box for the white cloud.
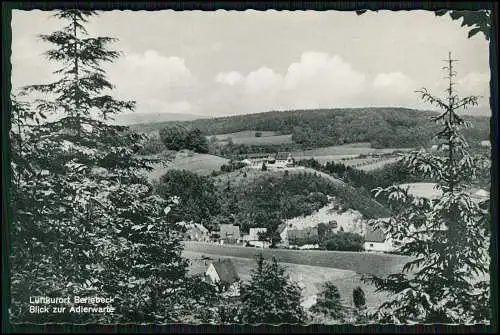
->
[245,67,284,94]
[215,71,244,86]
[209,52,368,113]
[457,71,490,97]
[283,52,366,95]
[106,49,196,101]
[373,72,414,95]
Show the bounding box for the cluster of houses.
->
[182,222,271,248]
[240,152,296,169]
[182,220,393,252]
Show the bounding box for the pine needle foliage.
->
[239,254,305,325]
[9,10,197,323]
[361,52,491,324]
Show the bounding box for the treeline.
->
[134,108,490,149]
[159,125,208,153]
[298,158,429,192]
[208,141,302,158]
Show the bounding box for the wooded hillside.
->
[131,108,490,149]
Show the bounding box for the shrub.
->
[138,135,166,155]
[322,232,364,251]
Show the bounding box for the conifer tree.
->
[361,52,491,324]
[310,282,345,323]
[352,286,368,324]
[239,254,305,324]
[9,10,191,323]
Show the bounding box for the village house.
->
[205,259,240,294]
[209,230,221,243]
[274,152,295,168]
[245,227,270,248]
[242,153,275,168]
[185,223,210,242]
[242,152,295,169]
[363,225,395,253]
[219,224,241,244]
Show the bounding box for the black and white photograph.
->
[4,3,496,329]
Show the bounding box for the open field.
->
[355,156,402,171]
[229,134,293,145]
[208,131,294,145]
[398,182,442,199]
[208,130,280,140]
[183,241,409,277]
[292,143,414,157]
[146,152,229,181]
[183,251,390,311]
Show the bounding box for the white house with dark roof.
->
[363,224,396,253]
[274,152,295,168]
[243,152,295,169]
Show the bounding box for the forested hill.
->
[130,107,490,148]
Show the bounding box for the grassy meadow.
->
[183,249,397,312]
[147,152,229,181]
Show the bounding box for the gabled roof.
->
[276,152,291,160]
[211,259,239,284]
[245,153,274,159]
[194,223,209,234]
[277,223,287,234]
[365,226,386,243]
[219,224,240,238]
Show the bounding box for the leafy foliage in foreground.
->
[9,10,214,324]
[155,169,221,228]
[357,9,491,40]
[361,53,491,324]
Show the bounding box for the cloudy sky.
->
[11,9,491,121]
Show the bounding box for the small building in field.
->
[363,225,395,253]
[244,152,295,169]
[244,153,274,168]
[205,259,240,292]
[219,224,241,244]
[275,152,295,168]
